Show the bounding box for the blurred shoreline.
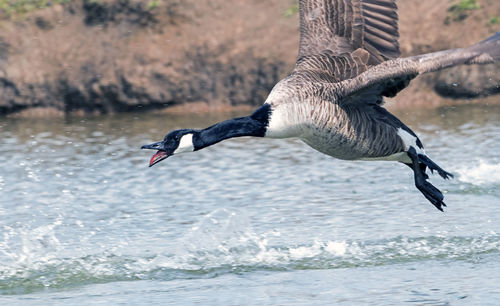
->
[0,0,499,118]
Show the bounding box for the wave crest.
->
[456,160,500,186]
[1,208,499,295]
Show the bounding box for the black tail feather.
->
[417,154,454,179]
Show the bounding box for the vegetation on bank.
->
[0,0,71,18]
[283,0,298,18]
[0,0,162,19]
[446,0,480,23]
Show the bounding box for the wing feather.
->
[333,43,498,104]
[298,0,400,63]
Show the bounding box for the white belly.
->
[359,152,411,163]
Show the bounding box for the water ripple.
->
[1,208,499,295]
[1,107,500,301]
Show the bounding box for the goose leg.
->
[406,147,447,211]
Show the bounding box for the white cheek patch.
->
[174,134,194,155]
[397,128,425,155]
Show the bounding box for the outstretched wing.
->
[298,0,400,64]
[334,33,500,104]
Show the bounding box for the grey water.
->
[0,105,499,305]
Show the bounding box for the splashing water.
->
[1,207,500,296]
[1,106,500,304]
[455,160,500,186]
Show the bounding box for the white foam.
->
[289,241,323,259]
[3,228,500,294]
[455,160,500,186]
[325,241,347,256]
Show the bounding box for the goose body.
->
[264,79,408,161]
[142,0,500,211]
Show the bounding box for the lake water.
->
[0,105,499,305]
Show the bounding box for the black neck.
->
[192,104,271,150]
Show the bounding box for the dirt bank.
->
[0,0,499,117]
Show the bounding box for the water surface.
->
[0,105,499,304]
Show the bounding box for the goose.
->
[142,0,500,211]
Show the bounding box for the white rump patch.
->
[360,128,425,163]
[397,128,425,155]
[174,134,194,155]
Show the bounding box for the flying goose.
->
[142,0,500,211]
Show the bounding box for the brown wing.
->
[298,0,400,64]
[294,48,372,82]
[334,37,499,104]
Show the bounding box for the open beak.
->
[141,142,169,167]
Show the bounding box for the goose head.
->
[141,129,196,167]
